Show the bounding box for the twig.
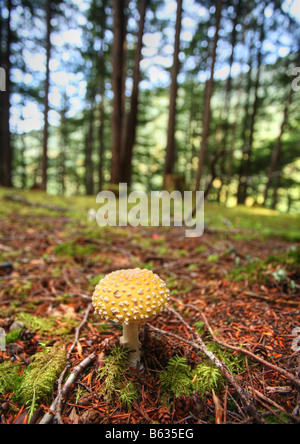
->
[67,303,93,359]
[249,386,285,413]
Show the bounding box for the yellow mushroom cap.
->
[92,268,170,325]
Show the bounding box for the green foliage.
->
[204,342,246,375]
[88,273,105,287]
[97,346,137,405]
[192,364,223,395]
[16,345,67,420]
[160,344,246,400]
[5,329,21,344]
[230,245,300,285]
[118,382,139,411]
[0,361,21,395]
[287,246,300,265]
[165,275,194,296]
[272,268,287,283]
[159,356,193,398]
[207,254,219,263]
[16,312,77,337]
[16,312,57,334]
[194,321,205,336]
[54,240,97,258]
[191,341,245,395]
[229,260,266,283]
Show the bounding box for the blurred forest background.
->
[0,0,299,212]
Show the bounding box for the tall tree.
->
[205,0,243,199]
[163,0,183,188]
[120,0,148,187]
[0,0,12,187]
[194,0,223,192]
[85,106,95,195]
[41,0,52,191]
[97,0,107,191]
[237,3,266,203]
[263,83,294,206]
[111,0,126,186]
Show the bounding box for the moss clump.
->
[54,240,97,258]
[16,312,77,337]
[16,345,66,420]
[160,344,245,400]
[0,361,21,395]
[97,346,138,409]
[159,356,193,398]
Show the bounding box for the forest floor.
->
[0,188,299,424]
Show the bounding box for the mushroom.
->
[92,268,170,367]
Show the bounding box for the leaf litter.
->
[0,202,299,424]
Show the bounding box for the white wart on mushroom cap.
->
[92,268,170,324]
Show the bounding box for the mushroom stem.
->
[120,322,141,367]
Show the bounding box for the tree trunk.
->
[263,84,294,205]
[121,0,148,187]
[0,0,12,187]
[163,0,183,187]
[85,108,95,196]
[237,7,265,204]
[236,36,255,204]
[111,0,126,185]
[194,0,222,192]
[59,94,68,195]
[41,0,52,191]
[212,0,243,200]
[98,1,106,192]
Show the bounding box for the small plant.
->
[272,268,287,283]
[207,254,219,263]
[54,240,97,258]
[16,312,77,337]
[118,382,139,410]
[5,329,21,344]
[192,363,223,395]
[0,361,21,395]
[16,345,67,420]
[160,344,246,401]
[159,356,193,398]
[97,346,131,401]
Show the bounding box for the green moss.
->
[5,329,21,344]
[159,356,193,398]
[16,345,67,420]
[97,346,133,403]
[0,361,21,394]
[54,240,97,258]
[16,312,77,337]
